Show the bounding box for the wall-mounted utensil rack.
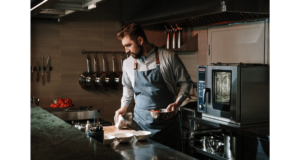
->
[82,50,128,57]
[31,67,53,71]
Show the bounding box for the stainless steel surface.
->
[49,110,102,121]
[223,133,236,159]
[40,55,44,85]
[175,24,182,48]
[149,109,170,120]
[46,56,50,83]
[109,138,197,160]
[170,25,176,49]
[164,25,170,49]
[197,65,269,125]
[36,61,39,82]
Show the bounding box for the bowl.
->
[149,109,170,120]
[114,133,133,143]
[133,131,151,141]
[104,135,115,145]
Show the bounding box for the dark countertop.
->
[31,104,126,160]
[108,137,198,160]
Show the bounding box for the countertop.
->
[31,104,198,160]
[103,126,198,160]
[31,104,126,160]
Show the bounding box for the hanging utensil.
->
[108,54,116,90]
[91,54,103,90]
[36,61,39,82]
[164,25,171,49]
[85,54,95,90]
[78,55,91,89]
[40,55,45,85]
[116,55,123,90]
[99,55,107,90]
[114,55,122,90]
[46,56,51,83]
[31,66,33,81]
[170,25,177,49]
[176,24,182,48]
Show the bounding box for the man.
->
[114,22,193,151]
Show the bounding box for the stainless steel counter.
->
[108,138,198,160]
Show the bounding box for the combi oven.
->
[197,63,269,125]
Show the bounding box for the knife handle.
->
[42,75,45,85]
[36,72,39,82]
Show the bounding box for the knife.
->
[41,55,45,85]
[31,66,33,81]
[46,56,50,83]
[36,61,39,82]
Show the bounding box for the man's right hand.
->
[114,106,127,124]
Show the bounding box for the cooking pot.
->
[79,55,91,89]
[223,132,236,159]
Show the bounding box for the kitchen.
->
[2,0,294,159]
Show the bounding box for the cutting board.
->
[103,126,135,136]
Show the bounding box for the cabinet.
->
[207,20,269,64]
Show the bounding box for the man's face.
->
[121,35,143,59]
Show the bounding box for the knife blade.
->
[46,56,50,83]
[41,55,44,85]
[36,61,39,82]
[31,66,33,81]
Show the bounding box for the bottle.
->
[85,120,91,133]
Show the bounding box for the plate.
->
[133,131,151,141]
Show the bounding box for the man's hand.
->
[114,106,127,124]
[165,100,181,120]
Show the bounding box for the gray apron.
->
[132,47,183,152]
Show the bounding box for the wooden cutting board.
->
[103,126,135,136]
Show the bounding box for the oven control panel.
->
[197,66,206,113]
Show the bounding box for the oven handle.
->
[203,88,210,104]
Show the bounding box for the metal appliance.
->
[45,106,102,121]
[197,63,269,125]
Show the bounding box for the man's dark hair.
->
[117,22,148,43]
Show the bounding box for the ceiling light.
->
[31,0,48,11]
[88,4,96,10]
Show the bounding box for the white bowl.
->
[104,135,115,145]
[114,133,133,143]
[133,131,151,141]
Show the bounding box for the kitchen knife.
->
[36,61,39,82]
[41,55,44,85]
[31,66,33,81]
[46,56,50,83]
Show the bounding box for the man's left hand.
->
[166,101,181,120]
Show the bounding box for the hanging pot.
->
[114,55,123,90]
[79,55,91,89]
[99,55,107,90]
[108,54,117,90]
[91,54,103,91]
[85,54,95,90]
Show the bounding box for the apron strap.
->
[133,46,159,70]
[155,47,159,64]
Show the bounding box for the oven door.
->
[204,65,240,122]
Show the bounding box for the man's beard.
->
[130,45,143,59]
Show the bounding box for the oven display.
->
[197,66,206,113]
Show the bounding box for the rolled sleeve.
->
[121,67,134,108]
[172,53,193,104]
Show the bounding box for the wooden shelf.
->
[161,34,198,52]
